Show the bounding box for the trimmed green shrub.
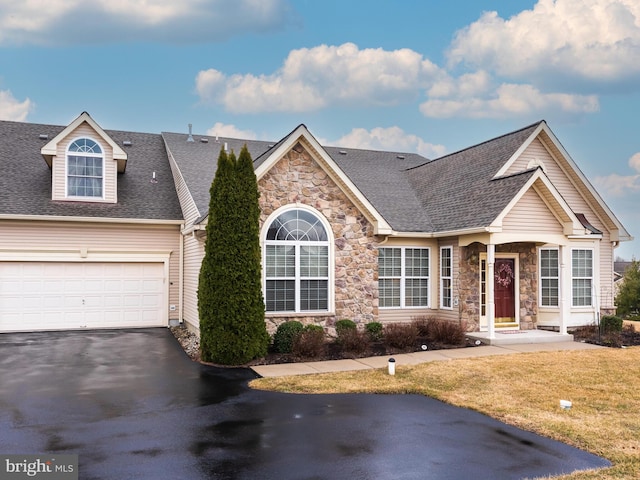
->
[384,323,419,349]
[273,321,304,353]
[365,322,383,342]
[292,325,326,358]
[335,319,357,336]
[601,315,623,333]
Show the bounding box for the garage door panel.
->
[0,262,166,332]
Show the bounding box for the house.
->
[0,112,632,339]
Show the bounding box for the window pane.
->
[265,280,295,312]
[572,250,593,277]
[266,209,327,241]
[541,249,559,277]
[572,279,592,306]
[265,245,295,277]
[379,278,400,307]
[441,248,451,277]
[405,278,428,307]
[541,278,559,307]
[379,248,401,277]
[300,280,328,310]
[405,248,429,277]
[300,245,328,277]
[442,278,452,308]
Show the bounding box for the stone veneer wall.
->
[258,141,379,334]
[459,242,538,331]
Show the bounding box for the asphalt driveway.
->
[0,329,609,479]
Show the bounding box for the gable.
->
[49,122,119,203]
[495,123,631,242]
[255,125,393,235]
[500,188,564,235]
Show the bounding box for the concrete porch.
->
[466,329,574,346]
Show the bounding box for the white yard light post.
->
[388,358,396,375]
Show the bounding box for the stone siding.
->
[459,242,538,331]
[259,141,379,334]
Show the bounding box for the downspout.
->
[179,225,184,324]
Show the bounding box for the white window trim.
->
[379,246,431,309]
[65,137,105,200]
[571,247,594,308]
[440,246,453,310]
[538,247,560,309]
[261,204,334,315]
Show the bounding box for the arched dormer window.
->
[67,138,104,198]
[264,207,332,313]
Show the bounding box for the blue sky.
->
[1,0,638,258]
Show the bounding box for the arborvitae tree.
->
[198,145,269,365]
[615,259,640,318]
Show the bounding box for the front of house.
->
[0,113,631,338]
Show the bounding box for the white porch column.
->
[559,245,570,335]
[487,244,496,339]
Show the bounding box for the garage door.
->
[0,262,166,332]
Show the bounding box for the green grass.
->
[251,347,640,479]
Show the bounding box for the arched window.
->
[264,208,330,313]
[67,138,104,198]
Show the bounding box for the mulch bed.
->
[169,326,479,366]
[572,323,640,348]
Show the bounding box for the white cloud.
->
[0,0,293,45]
[0,90,33,121]
[195,43,444,113]
[594,152,640,196]
[448,0,640,88]
[420,83,599,119]
[206,122,257,140]
[327,126,446,159]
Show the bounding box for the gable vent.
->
[123,140,132,146]
[39,134,48,140]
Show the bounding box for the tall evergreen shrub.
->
[198,145,269,365]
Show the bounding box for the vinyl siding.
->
[0,220,180,316]
[51,124,118,203]
[182,233,205,332]
[502,189,564,234]
[507,137,615,310]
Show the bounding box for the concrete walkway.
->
[251,340,603,377]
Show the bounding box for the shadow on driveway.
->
[0,329,609,479]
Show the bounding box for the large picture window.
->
[572,249,593,307]
[440,246,453,309]
[540,248,559,307]
[67,138,103,198]
[379,247,429,308]
[264,209,330,313]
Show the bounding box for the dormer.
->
[41,112,127,203]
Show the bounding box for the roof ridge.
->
[405,120,545,172]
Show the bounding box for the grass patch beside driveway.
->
[251,347,640,479]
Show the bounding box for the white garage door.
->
[0,262,167,332]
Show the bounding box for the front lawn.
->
[251,347,640,479]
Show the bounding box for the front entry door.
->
[494,258,516,325]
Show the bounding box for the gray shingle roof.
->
[2,118,543,234]
[0,120,183,220]
[407,122,542,232]
[161,132,274,220]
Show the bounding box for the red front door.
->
[494,258,516,323]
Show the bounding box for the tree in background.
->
[615,259,640,319]
[198,145,269,365]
